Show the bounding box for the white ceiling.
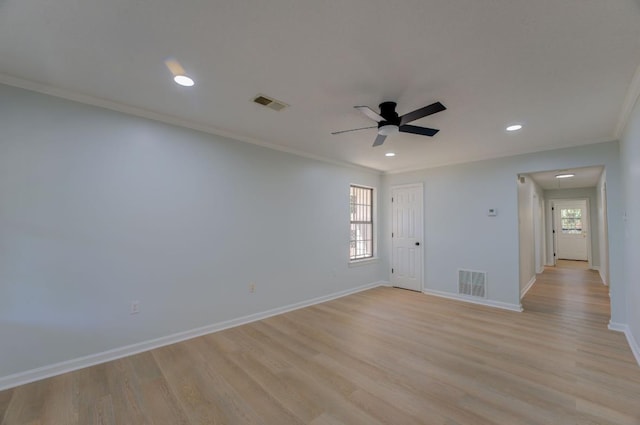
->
[1,0,639,172]
[527,166,604,190]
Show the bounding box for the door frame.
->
[533,193,545,274]
[600,181,610,285]
[390,183,424,292]
[550,198,592,267]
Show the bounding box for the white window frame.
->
[349,184,378,265]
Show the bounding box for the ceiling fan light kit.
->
[378,124,399,136]
[334,101,446,147]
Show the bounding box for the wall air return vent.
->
[253,94,289,111]
[458,269,487,298]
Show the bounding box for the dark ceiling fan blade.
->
[331,125,378,135]
[355,106,385,122]
[399,125,440,137]
[400,102,446,125]
[372,134,387,147]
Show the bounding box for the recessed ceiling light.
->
[385,152,396,157]
[174,75,195,87]
[506,124,523,132]
[555,173,575,179]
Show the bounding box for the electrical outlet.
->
[130,301,140,315]
[249,283,256,293]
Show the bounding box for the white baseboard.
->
[521,276,536,299]
[422,289,523,312]
[0,281,385,391]
[591,265,600,271]
[608,321,627,332]
[598,269,608,286]
[608,322,640,367]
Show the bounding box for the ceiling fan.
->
[332,101,446,147]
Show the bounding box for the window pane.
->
[560,208,582,234]
[350,185,373,260]
[561,208,581,219]
[350,223,372,259]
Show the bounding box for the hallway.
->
[524,265,610,323]
[521,265,640,423]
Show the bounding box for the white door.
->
[554,200,589,261]
[391,184,423,291]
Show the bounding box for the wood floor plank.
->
[138,377,190,425]
[91,395,115,425]
[1,382,47,425]
[152,342,254,425]
[2,265,640,424]
[0,389,13,424]
[103,358,150,425]
[38,374,77,425]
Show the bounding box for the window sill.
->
[349,257,379,267]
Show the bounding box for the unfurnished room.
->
[1,1,640,424]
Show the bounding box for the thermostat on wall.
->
[488,208,498,217]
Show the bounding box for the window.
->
[561,208,583,234]
[350,185,374,260]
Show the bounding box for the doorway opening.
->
[517,165,609,306]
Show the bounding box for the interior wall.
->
[619,94,640,349]
[543,187,600,268]
[535,191,545,273]
[597,171,610,285]
[517,175,544,296]
[0,84,384,379]
[383,141,623,315]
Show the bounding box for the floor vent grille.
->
[458,269,487,298]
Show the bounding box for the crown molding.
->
[0,74,382,175]
[615,63,640,139]
[384,138,615,175]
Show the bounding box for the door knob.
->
[415,242,420,246]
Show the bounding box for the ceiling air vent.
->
[253,94,289,111]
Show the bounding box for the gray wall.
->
[518,175,544,296]
[0,84,384,378]
[596,171,609,285]
[384,141,623,314]
[620,93,640,349]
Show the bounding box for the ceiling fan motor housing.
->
[378,102,400,127]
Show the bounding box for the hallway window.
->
[350,185,374,260]
[561,208,583,234]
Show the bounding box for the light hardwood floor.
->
[2,267,639,424]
